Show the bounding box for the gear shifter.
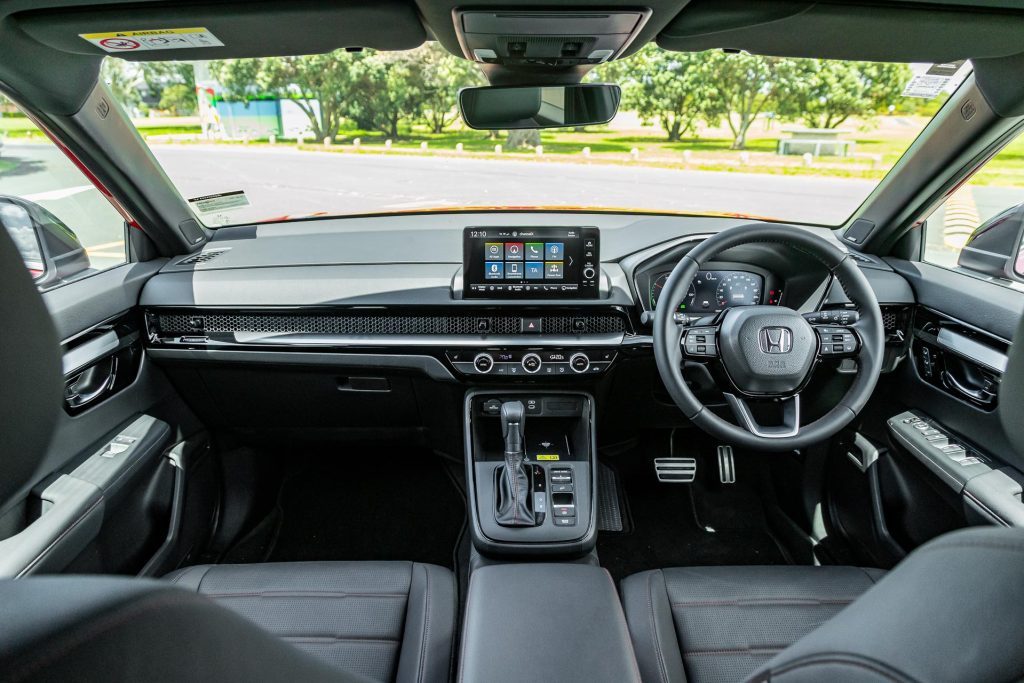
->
[494,401,536,527]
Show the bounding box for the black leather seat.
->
[165,561,455,683]
[621,526,1024,683]
[621,565,884,683]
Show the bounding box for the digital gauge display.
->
[649,270,766,313]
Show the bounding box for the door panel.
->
[0,261,215,578]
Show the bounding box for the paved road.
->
[3,142,1022,273]
[149,145,877,226]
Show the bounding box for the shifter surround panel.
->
[464,389,597,556]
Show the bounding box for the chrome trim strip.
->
[62,330,119,376]
[723,393,801,439]
[936,327,1008,373]
[162,332,627,348]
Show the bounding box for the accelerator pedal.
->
[717,445,736,484]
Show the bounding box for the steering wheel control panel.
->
[447,348,616,377]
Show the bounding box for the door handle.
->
[941,369,995,406]
[65,356,118,409]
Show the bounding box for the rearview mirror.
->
[459,83,621,130]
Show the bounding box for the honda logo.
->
[759,326,793,354]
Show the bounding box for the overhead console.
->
[462,226,600,299]
[454,9,650,67]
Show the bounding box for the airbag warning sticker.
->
[80,28,224,52]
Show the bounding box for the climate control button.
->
[522,353,542,374]
[473,353,495,374]
[569,353,590,373]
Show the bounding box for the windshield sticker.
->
[188,191,250,214]
[80,28,224,52]
[901,60,968,99]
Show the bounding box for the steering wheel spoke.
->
[681,325,720,359]
[723,392,801,439]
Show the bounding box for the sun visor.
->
[13,0,426,61]
[657,0,1024,64]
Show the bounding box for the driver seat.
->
[621,527,1024,683]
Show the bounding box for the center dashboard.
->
[138,212,911,387]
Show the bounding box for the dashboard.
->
[646,269,784,313]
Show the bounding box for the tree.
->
[416,43,485,133]
[100,58,143,113]
[142,62,197,114]
[211,53,358,140]
[346,52,431,137]
[702,52,786,149]
[613,46,712,141]
[775,60,910,129]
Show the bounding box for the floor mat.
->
[597,462,627,532]
[235,442,466,569]
[598,436,787,584]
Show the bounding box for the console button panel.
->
[449,348,616,376]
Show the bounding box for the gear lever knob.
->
[500,401,525,455]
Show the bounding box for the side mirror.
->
[0,195,90,287]
[459,83,621,130]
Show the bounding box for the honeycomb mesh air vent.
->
[155,311,627,337]
[177,249,228,266]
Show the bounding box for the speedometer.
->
[715,272,761,308]
[650,273,695,310]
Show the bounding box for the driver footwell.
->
[598,432,792,583]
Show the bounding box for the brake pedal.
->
[717,445,736,484]
[654,457,697,483]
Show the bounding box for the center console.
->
[464,389,597,556]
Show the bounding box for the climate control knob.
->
[473,353,494,374]
[522,353,542,374]
[569,353,591,374]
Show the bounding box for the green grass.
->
[0,158,16,174]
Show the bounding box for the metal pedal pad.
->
[654,457,697,483]
[717,445,736,484]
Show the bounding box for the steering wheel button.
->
[832,344,844,352]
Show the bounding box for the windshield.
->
[110,47,968,227]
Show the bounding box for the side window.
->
[0,96,128,290]
[923,132,1024,279]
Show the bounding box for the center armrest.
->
[458,563,641,683]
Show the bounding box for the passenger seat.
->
[165,561,455,683]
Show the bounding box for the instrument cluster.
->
[648,269,783,314]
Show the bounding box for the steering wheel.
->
[654,224,884,452]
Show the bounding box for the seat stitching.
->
[195,565,214,592]
[670,598,856,607]
[417,564,431,683]
[685,646,785,656]
[284,636,402,644]
[647,571,670,683]
[204,591,407,599]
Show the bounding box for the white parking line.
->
[23,185,95,202]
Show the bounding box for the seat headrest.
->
[0,219,63,514]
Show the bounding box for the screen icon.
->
[545,243,564,260]
[545,262,563,279]
[525,243,544,260]
[485,262,505,279]
[505,242,524,260]
[506,262,524,279]
[485,243,503,261]
[525,262,544,279]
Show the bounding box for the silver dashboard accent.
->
[169,332,628,348]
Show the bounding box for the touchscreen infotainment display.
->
[462,227,600,298]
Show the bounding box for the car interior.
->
[2,1,1024,682]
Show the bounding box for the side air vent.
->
[177,249,228,266]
